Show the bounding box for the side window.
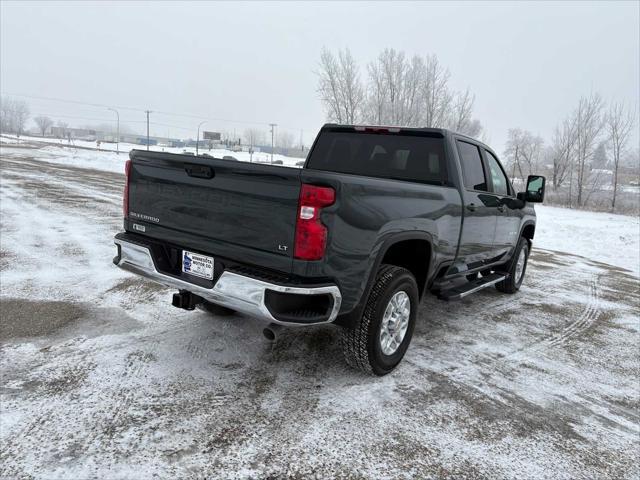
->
[456,140,487,191]
[485,150,510,196]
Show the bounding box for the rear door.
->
[454,139,499,271]
[483,149,521,260]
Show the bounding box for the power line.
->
[29,112,146,124]
[1,92,145,112]
[1,91,310,135]
[30,112,206,132]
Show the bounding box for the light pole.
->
[145,110,152,150]
[269,123,277,164]
[107,108,120,154]
[196,121,206,156]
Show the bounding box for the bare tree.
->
[446,88,482,137]
[0,97,11,133]
[373,48,405,124]
[276,130,296,149]
[316,47,364,124]
[365,49,424,126]
[243,128,266,147]
[317,48,483,134]
[366,57,386,124]
[13,100,29,135]
[573,93,604,207]
[34,115,54,136]
[421,54,452,128]
[606,101,636,211]
[338,49,365,124]
[398,54,425,126]
[549,116,577,191]
[0,97,30,134]
[504,129,544,184]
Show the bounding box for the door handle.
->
[466,203,477,212]
[185,164,214,179]
[497,204,506,213]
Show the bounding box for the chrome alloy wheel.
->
[379,291,411,356]
[515,248,527,283]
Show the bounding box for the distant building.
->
[50,127,96,140]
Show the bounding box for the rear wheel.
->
[496,237,529,293]
[341,265,418,375]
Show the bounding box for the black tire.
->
[495,237,530,294]
[197,300,236,316]
[341,264,419,376]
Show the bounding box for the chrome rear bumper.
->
[114,238,342,326]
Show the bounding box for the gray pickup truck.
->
[114,124,545,375]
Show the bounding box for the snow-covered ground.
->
[1,143,639,479]
[0,133,304,171]
[536,205,640,277]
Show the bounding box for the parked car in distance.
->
[114,124,545,375]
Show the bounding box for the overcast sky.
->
[1,1,638,151]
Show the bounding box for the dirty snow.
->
[1,144,639,479]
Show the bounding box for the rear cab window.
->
[306,128,448,185]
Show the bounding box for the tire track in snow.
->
[447,274,602,381]
[536,276,601,350]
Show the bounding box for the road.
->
[1,147,638,479]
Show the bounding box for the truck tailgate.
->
[127,150,301,274]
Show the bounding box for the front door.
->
[484,149,522,261]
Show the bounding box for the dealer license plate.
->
[182,250,214,280]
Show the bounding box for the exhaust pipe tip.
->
[262,323,282,341]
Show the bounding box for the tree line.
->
[0,97,63,137]
[315,47,483,138]
[503,92,636,212]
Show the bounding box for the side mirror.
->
[519,175,546,203]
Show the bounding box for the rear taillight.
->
[294,184,335,260]
[123,160,131,217]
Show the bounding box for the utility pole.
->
[196,121,206,156]
[107,108,120,154]
[269,123,277,164]
[145,110,152,150]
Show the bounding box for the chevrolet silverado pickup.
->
[113,124,546,375]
